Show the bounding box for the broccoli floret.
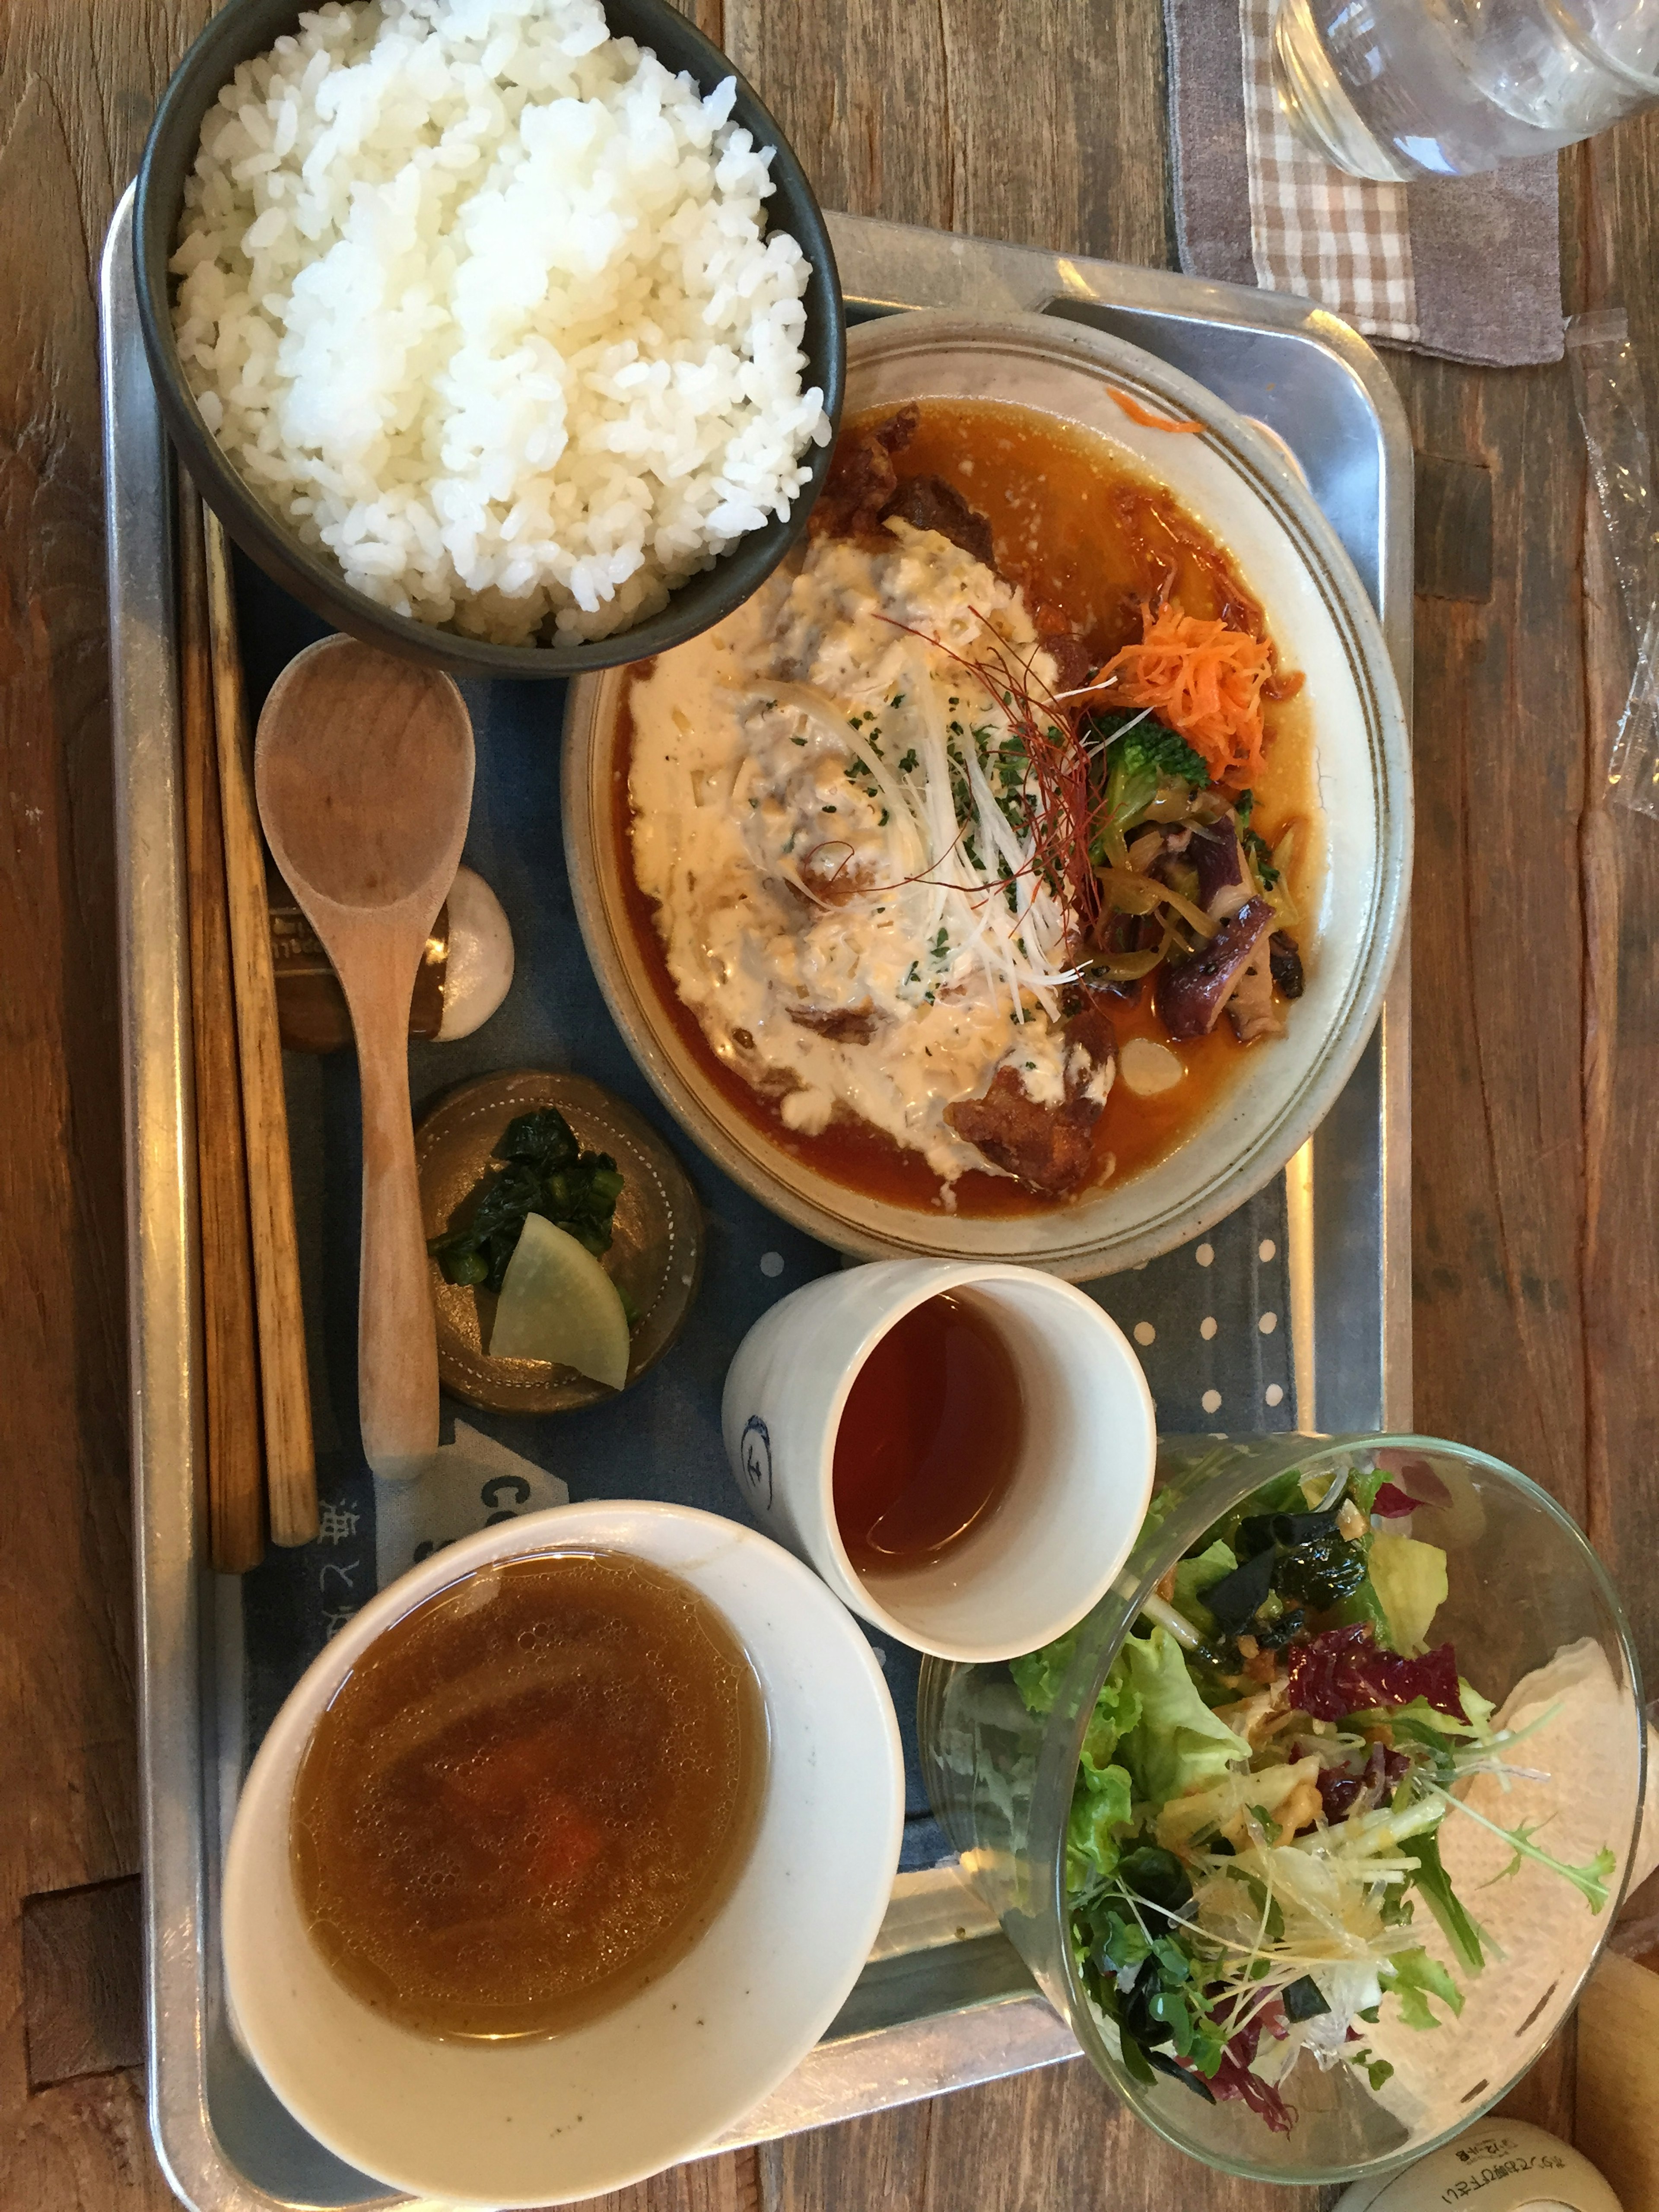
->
[1110,715,1211,791]
[1085,711,1211,845]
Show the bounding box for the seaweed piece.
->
[428,1108,626,1290]
[1200,1546,1277,1634]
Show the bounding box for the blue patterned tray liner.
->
[236,559,1297,1873]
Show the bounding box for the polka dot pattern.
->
[759,1251,785,1279]
[1086,1179,1296,1433]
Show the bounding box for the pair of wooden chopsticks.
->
[178,483,318,1567]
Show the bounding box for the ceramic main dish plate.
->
[564,311,1412,1279]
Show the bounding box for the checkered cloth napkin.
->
[1168,0,1566,366]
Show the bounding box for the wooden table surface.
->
[5,0,1657,2204]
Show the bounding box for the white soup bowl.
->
[221,1500,904,2207]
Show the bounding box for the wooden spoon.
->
[255,637,475,1479]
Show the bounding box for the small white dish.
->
[221,1500,904,2208]
[721,1259,1156,1662]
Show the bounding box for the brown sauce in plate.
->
[613,397,1315,1218]
[884,397,1274,668]
[291,1550,767,2040]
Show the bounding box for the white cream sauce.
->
[628,521,1106,1185]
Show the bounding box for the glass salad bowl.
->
[918,1435,1645,2186]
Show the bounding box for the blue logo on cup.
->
[740,1415,773,1511]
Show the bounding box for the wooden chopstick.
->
[202,506,319,1548]
[179,483,266,1574]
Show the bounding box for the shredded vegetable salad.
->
[1014,1459,1616,2133]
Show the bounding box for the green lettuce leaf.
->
[1067,1760,1135,1885]
[1084,1662,1142,1770]
[1018,1640,1142,1890]
[1368,1534,1450,1655]
[1015,1638,1141,1746]
[1139,1483,1190,1540]
[1261,1467,1316,1514]
[1325,1575,1394,1644]
[1116,1628,1250,1808]
[1348,1461,1388,1517]
[1011,1630,1078,1718]
[1382,1684,1497,1744]
[1459,1678,1498,1738]
[1381,1946,1464,2031]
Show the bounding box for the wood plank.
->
[723,0,1173,270]
[1384,350,1590,1513]
[5,2074,175,2212]
[760,2061,1342,2212]
[758,2098,932,2212]
[0,3,212,2204]
[1413,453,1493,605]
[1568,106,1659,1802]
[21,1880,145,2090]
[551,2146,761,2212]
[1554,112,1659,2157]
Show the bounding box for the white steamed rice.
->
[170,0,830,645]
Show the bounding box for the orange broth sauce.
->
[613,397,1314,1220]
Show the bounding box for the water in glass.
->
[1272,0,1659,179]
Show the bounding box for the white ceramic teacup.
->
[721,1260,1156,1663]
[221,1500,904,2208]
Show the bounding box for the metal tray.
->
[103,185,1412,2210]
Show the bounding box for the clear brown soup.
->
[291,1550,767,2040]
[614,395,1313,1218]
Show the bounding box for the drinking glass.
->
[1272,0,1659,181]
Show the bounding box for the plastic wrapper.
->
[1568,309,1659,817]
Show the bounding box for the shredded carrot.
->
[1096,602,1286,786]
[1109,389,1205,435]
